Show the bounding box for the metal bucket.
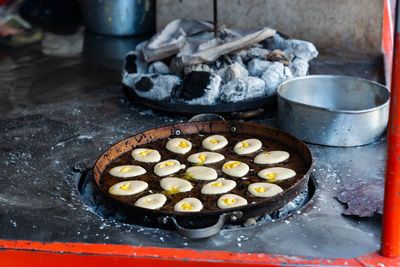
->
[80,0,155,36]
[277,75,390,147]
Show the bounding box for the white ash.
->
[248,59,293,94]
[259,63,289,94]
[219,77,266,102]
[216,62,249,84]
[289,58,309,77]
[148,61,171,75]
[248,58,284,77]
[134,74,181,101]
[186,73,221,105]
[134,41,149,74]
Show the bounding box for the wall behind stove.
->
[157,0,383,56]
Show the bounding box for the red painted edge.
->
[382,30,400,258]
[0,239,399,266]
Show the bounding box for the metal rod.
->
[382,0,400,258]
[213,0,218,38]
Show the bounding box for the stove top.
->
[0,42,386,259]
[0,84,384,258]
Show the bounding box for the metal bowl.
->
[277,75,390,146]
[80,0,155,36]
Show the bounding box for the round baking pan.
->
[277,75,390,146]
[93,121,313,238]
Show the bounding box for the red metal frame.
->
[0,0,399,265]
[0,240,400,267]
[382,0,400,258]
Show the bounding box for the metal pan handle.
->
[188,113,225,122]
[159,211,243,239]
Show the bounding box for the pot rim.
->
[277,75,390,114]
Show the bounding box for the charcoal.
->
[183,64,214,75]
[134,74,181,101]
[124,54,137,73]
[261,71,281,95]
[180,71,213,100]
[121,21,319,106]
[263,34,318,62]
[290,58,309,77]
[336,180,384,217]
[288,39,318,61]
[248,58,283,77]
[216,62,248,84]
[219,77,266,103]
[148,61,171,75]
[237,47,270,62]
[182,72,221,105]
[135,76,153,92]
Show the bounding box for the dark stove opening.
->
[76,169,316,230]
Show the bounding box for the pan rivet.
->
[175,129,181,136]
[230,126,237,133]
[230,215,238,221]
[158,217,168,224]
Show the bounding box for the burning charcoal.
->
[290,58,309,77]
[336,180,384,217]
[216,62,248,84]
[219,77,266,102]
[283,66,293,80]
[181,71,221,104]
[148,61,172,75]
[121,21,319,106]
[259,64,286,94]
[287,39,318,61]
[261,71,281,95]
[248,58,284,77]
[134,74,181,101]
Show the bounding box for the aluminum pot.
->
[277,75,390,146]
[81,0,155,36]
